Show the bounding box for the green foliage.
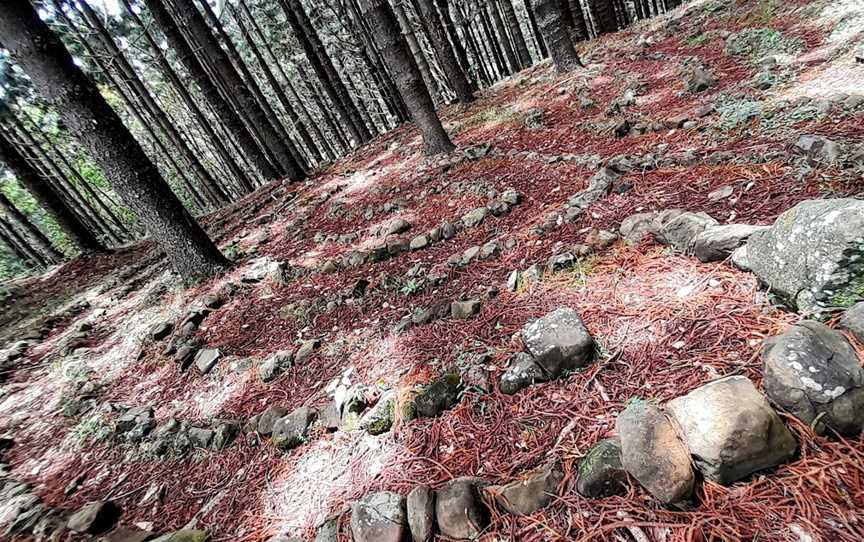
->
[399,278,420,296]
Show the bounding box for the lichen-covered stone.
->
[522,308,594,377]
[576,438,627,498]
[350,491,407,542]
[272,406,317,449]
[359,391,396,435]
[499,352,549,394]
[414,374,462,418]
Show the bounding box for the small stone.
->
[487,462,562,516]
[794,135,841,164]
[617,401,695,504]
[174,344,199,372]
[500,189,521,205]
[691,224,769,262]
[257,406,288,436]
[619,212,656,246]
[294,339,319,364]
[410,235,429,251]
[686,66,717,93]
[462,207,488,228]
[350,491,407,542]
[314,517,338,542]
[272,406,317,449]
[499,352,548,394]
[839,302,864,343]
[258,350,294,382]
[506,270,521,292]
[576,438,627,498]
[653,211,718,252]
[148,530,209,542]
[522,308,594,377]
[386,218,411,235]
[441,222,457,239]
[67,501,121,534]
[387,237,409,255]
[188,427,214,448]
[414,373,462,418]
[707,185,734,201]
[667,376,796,484]
[435,478,488,539]
[212,422,239,450]
[407,485,435,542]
[451,299,481,320]
[359,391,396,435]
[149,322,173,341]
[460,246,481,266]
[547,252,575,273]
[194,349,221,374]
[320,260,338,274]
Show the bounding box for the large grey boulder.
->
[654,211,718,252]
[522,308,594,377]
[271,406,317,449]
[763,321,864,435]
[486,462,562,516]
[691,224,769,262]
[350,491,407,542]
[617,402,695,504]
[435,478,488,540]
[406,485,435,542]
[745,199,864,313]
[667,376,796,484]
[839,302,864,343]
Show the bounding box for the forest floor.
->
[2,0,864,540]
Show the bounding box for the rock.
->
[272,406,317,449]
[576,438,628,498]
[387,237,409,256]
[100,527,156,542]
[745,199,864,312]
[795,135,841,163]
[256,406,288,436]
[707,185,734,201]
[667,376,796,484]
[460,246,481,266]
[116,406,155,434]
[547,252,575,273]
[441,221,457,239]
[407,485,435,542]
[691,224,769,262]
[617,401,695,504]
[522,308,594,378]
[462,207,488,228]
[524,108,543,129]
[350,491,407,542]
[653,211,718,252]
[731,244,750,271]
[686,66,716,93]
[500,189,521,205]
[320,260,338,274]
[188,427,214,448]
[585,229,618,249]
[386,218,411,235]
[839,302,864,342]
[499,352,549,394]
[436,478,488,539]
[566,168,617,217]
[67,501,121,534]
[212,422,239,450]
[193,349,220,374]
[451,299,481,320]
[410,235,429,251]
[149,322,173,341]
[763,321,864,435]
[620,212,656,245]
[294,339,320,364]
[314,517,338,542]
[506,270,521,292]
[487,462,562,516]
[479,239,500,260]
[149,530,209,542]
[258,350,294,382]
[414,373,462,418]
[174,344,199,371]
[359,391,396,435]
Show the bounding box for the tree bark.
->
[0,0,229,281]
[0,217,37,268]
[524,0,549,57]
[499,0,532,68]
[435,0,474,82]
[0,215,46,268]
[533,0,583,72]
[360,0,455,155]
[416,0,475,102]
[142,0,279,184]
[588,0,618,34]
[478,3,510,77]
[393,0,441,103]
[488,0,521,72]
[0,191,62,262]
[567,0,590,41]
[0,127,103,253]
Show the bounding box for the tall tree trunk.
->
[499,0,532,68]
[393,0,441,103]
[142,0,279,184]
[416,0,475,102]
[0,128,103,253]
[524,0,549,57]
[279,0,372,147]
[0,0,229,281]
[435,0,473,80]
[0,192,62,262]
[568,0,590,41]
[454,2,492,86]
[478,3,510,77]
[169,0,304,181]
[0,217,37,268]
[588,0,618,34]
[360,0,455,155]
[533,0,583,72]
[0,215,46,268]
[488,0,521,72]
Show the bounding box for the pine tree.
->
[533,0,583,72]
[0,0,229,281]
[416,0,475,103]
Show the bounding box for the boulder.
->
[667,376,796,484]
[686,66,716,93]
[149,322,173,341]
[745,199,864,312]
[576,438,628,498]
[187,427,214,448]
[359,391,396,435]
[619,212,656,245]
[256,406,289,436]
[462,207,488,228]
[522,308,594,377]
[794,135,841,164]
[407,485,435,542]
[386,218,411,236]
[451,299,481,320]
[193,349,220,374]
[839,302,864,342]
[499,352,549,394]
[616,401,695,504]
[100,527,155,542]
[258,350,294,382]
[414,374,462,418]
[67,501,121,534]
[487,462,562,516]
[149,531,209,542]
[435,478,488,540]
[350,491,407,542]
[653,211,718,252]
[691,224,769,262]
[763,321,864,435]
[272,406,317,449]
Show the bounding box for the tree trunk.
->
[488,0,521,72]
[393,0,441,103]
[416,0,475,102]
[170,0,304,181]
[435,0,474,83]
[533,0,583,72]
[0,215,46,268]
[588,0,618,34]
[478,3,510,77]
[0,191,62,262]
[567,0,590,41]
[0,0,229,281]
[279,0,372,147]
[0,217,37,268]
[360,0,455,155]
[143,0,279,184]
[524,0,549,57]
[0,127,103,253]
[454,2,492,86]
[499,0,532,68]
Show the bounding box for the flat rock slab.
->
[576,438,628,498]
[617,402,695,504]
[407,485,435,542]
[522,308,594,377]
[350,491,407,542]
[763,321,864,435]
[194,349,220,374]
[435,477,488,540]
[487,462,562,516]
[272,406,317,449]
[745,198,864,313]
[67,500,121,534]
[667,376,796,484]
[691,224,768,263]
